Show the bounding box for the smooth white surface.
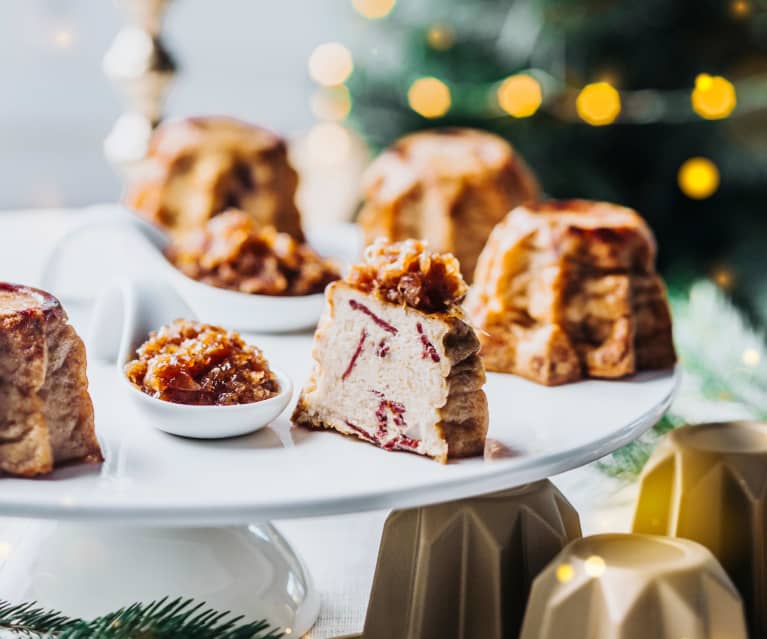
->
[88,278,294,439]
[0,520,320,636]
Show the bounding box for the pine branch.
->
[0,601,77,637]
[0,598,282,639]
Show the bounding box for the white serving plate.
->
[0,300,678,524]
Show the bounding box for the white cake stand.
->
[0,213,680,636]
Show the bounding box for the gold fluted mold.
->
[633,420,767,637]
[103,0,177,174]
[520,533,747,639]
[361,479,581,639]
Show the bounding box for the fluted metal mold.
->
[520,533,747,639]
[633,421,767,638]
[362,479,581,639]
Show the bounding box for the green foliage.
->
[0,598,282,639]
[0,601,76,637]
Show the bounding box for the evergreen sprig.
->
[597,280,767,479]
[0,600,76,637]
[0,598,282,639]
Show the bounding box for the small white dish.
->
[42,206,330,333]
[88,277,293,439]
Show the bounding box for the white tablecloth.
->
[0,207,643,638]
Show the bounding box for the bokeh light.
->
[555,562,575,583]
[742,348,761,367]
[427,24,455,50]
[308,42,354,87]
[712,266,734,289]
[497,74,543,118]
[678,157,720,199]
[352,0,396,19]
[584,555,606,577]
[576,82,621,125]
[0,542,11,560]
[306,122,352,165]
[311,85,352,121]
[730,0,751,18]
[52,27,74,49]
[408,76,451,118]
[692,74,736,119]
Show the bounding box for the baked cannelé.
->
[0,283,102,477]
[358,128,539,282]
[125,116,305,241]
[467,200,676,385]
[292,239,488,462]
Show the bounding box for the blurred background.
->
[1,0,766,328]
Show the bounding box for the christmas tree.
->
[337,0,767,324]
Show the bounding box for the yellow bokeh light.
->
[555,562,575,583]
[742,348,761,367]
[308,42,354,87]
[576,82,621,126]
[427,24,455,50]
[0,542,11,560]
[731,0,751,17]
[306,123,352,166]
[352,0,396,19]
[584,555,606,577]
[678,157,720,199]
[311,85,352,121]
[498,74,543,118]
[692,74,736,119]
[712,267,734,289]
[408,77,451,118]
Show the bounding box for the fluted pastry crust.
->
[358,128,539,282]
[125,116,304,241]
[467,200,676,385]
[0,284,102,476]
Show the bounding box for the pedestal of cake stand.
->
[0,520,320,637]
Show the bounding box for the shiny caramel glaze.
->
[124,319,279,405]
[346,239,467,314]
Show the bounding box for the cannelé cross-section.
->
[292,240,488,462]
[467,200,676,385]
[0,283,102,477]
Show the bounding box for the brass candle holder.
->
[103,0,177,176]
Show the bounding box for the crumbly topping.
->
[124,319,279,405]
[166,210,339,296]
[346,239,468,313]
